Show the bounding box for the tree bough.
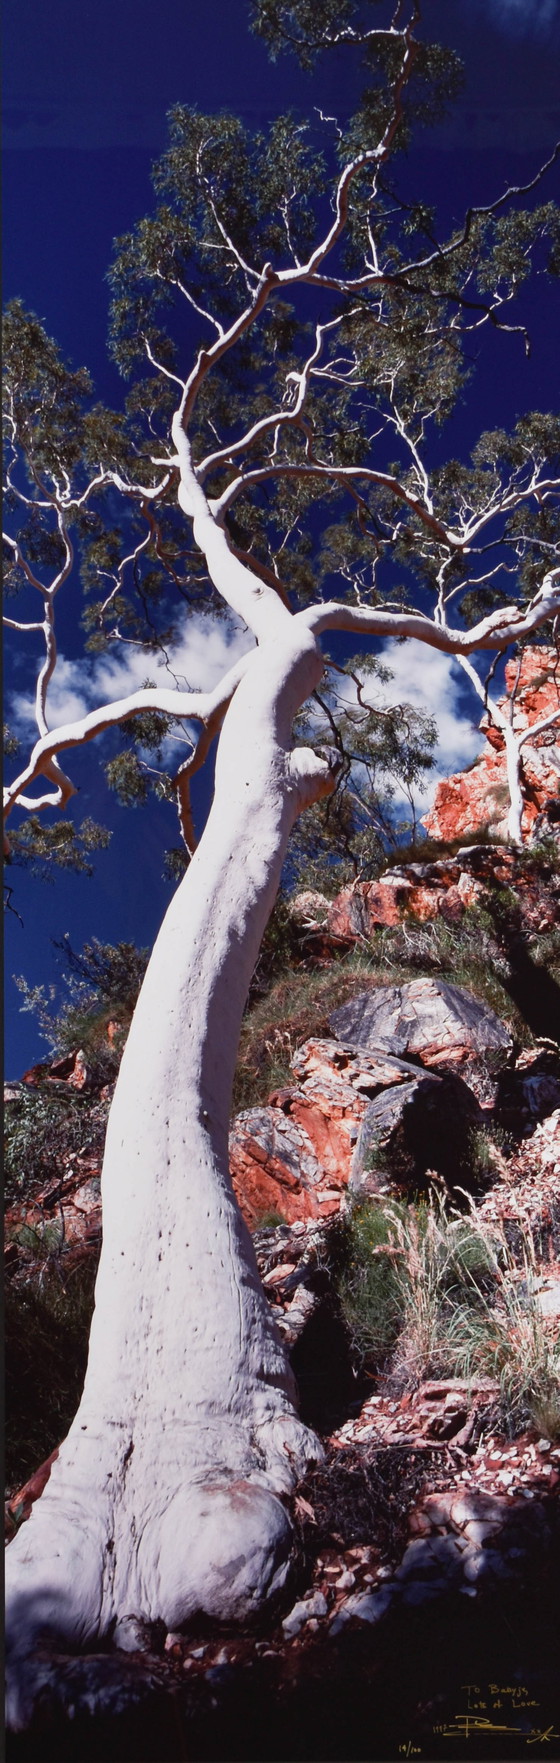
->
[4,0,560,1724]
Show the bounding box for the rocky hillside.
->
[423,646,560,845]
[5,751,560,1756]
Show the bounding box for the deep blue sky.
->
[4,0,560,1075]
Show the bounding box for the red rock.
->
[229,1110,322,1226]
[22,1047,89,1089]
[229,1039,426,1225]
[4,1168,102,1267]
[6,1447,59,1536]
[324,842,558,948]
[328,877,448,938]
[423,646,560,844]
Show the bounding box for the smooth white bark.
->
[6,624,337,1724]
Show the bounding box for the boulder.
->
[329,977,512,1069]
[290,1036,426,1094]
[326,844,560,946]
[350,1068,483,1195]
[494,1048,560,1135]
[288,890,330,929]
[229,1037,449,1225]
[22,1047,90,1090]
[327,873,463,939]
[229,1107,325,1226]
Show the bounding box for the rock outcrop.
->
[230,1040,423,1224]
[422,647,560,845]
[228,974,560,1224]
[329,976,512,1068]
[351,1068,483,1197]
[325,843,560,943]
[21,1047,91,1090]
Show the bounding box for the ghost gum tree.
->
[4,0,560,1719]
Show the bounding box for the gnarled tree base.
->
[6,1400,320,1729]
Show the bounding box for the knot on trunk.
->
[288,745,343,811]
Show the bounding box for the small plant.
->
[338,1201,405,1367]
[450,1211,560,1440]
[233,948,375,1110]
[4,1085,109,1201]
[337,1192,560,1438]
[375,1196,495,1391]
[253,1208,287,1230]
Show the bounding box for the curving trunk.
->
[6,625,335,1726]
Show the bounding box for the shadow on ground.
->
[6,1572,560,1763]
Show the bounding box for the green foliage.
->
[104,748,151,807]
[109,105,325,377]
[103,693,177,809]
[338,1199,405,1366]
[339,1195,493,1378]
[5,1263,98,1492]
[447,1215,560,1441]
[337,1194,560,1440]
[3,722,20,757]
[6,815,111,879]
[4,1086,109,1201]
[2,300,93,478]
[14,935,149,1077]
[254,1208,288,1229]
[250,893,305,996]
[286,657,437,893]
[4,5,560,903]
[234,949,374,1110]
[369,905,532,1043]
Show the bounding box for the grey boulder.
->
[351,1068,484,1194]
[330,977,511,1068]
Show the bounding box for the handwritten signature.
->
[433,1716,559,1745]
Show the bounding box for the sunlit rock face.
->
[422,647,560,844]
[229,1037,448,1225]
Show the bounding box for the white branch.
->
[518,704,560,751]
[4,654,254,824]
[3,533,50,598]
[299,569,560,654]
[3,617,45,633]
[172,418,292,639]
[198,314,348,482]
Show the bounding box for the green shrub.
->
[233,950,375,1110]
[337,1194,559,1437]
[4,1085,109,1201]
[337,1201,405,1367]
[449,1216,560,1440]
[339,1195,494,1384]
[5,1262,98,1493]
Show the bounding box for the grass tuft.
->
[337,1194,560,1439]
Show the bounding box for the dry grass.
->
[233,900,534,1113]
[338,1194,560,1440]
[233,950,377,1110]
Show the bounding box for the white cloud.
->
[9,622,485,818]
[10,612,255,747]
[360,639,484,809]
[480,0,558,33]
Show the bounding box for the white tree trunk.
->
[6,626,334,1723]
[504,724,525,846]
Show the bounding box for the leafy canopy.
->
[3,0,560,883]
